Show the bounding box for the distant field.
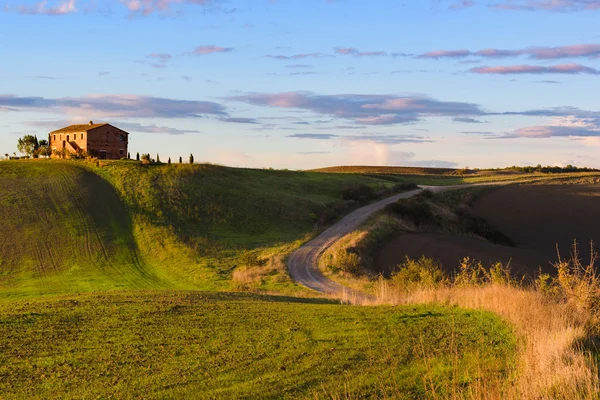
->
[376,182,600,276]
[0,291,515,399]
[310,165,458,175]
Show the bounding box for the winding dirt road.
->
[286,182,516,301]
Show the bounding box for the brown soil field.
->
[376,184,600,277]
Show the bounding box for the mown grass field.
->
[0,291,516,399]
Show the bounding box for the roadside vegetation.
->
[319,180,600,399]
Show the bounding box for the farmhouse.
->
[49,122,129,160]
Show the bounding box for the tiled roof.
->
[50,123,108,134]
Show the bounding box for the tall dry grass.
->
[354,248,600,399]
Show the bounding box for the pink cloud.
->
[189,45,234,55]
[470,63,600,74]
[419,43,600,60]
[525,44,600,59]
[120,0,214,16]
[17,0,77,15]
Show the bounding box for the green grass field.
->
[0,160,417,299]
[0,291,515,399]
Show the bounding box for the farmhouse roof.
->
[50,123,108,134]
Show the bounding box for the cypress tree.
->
[156,153,160,163]
[127,152,131,160]
[136,152,140,161]
[189,153,194,164]
[179,156,182,164]
[168,157,171,164]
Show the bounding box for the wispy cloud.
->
[418,44,600,60]
[220,117,259,124]
[288,133,339,140]
[15,0,77,15]
[450,0,476,9]
[470,63,600,74]
[335,47,387,57]
[265,52,325,60]
[0,94,227,118]
[188,45,234,55]
[288,132,431,144]
[453,117,487,123]
[491,0,600,12]
[119,0,221,17]
[228,91,486,126]
[115,122,202,135]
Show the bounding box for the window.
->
[120,134,125,142]
[119,149,124,155]
[53,135,56,141]
[81,133,84,140]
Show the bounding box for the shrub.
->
[238,250,263,267]
[385,198,433,226]
[392,256,447,291]
[141,154,151,165]
[334,249,361,275]
[341,185,377,203]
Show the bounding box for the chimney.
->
[89,121,94,126]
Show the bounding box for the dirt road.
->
[286,182,516,301]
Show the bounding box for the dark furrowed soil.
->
[376,184,600,276]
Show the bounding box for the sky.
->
[1,0,600,169]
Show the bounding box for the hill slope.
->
[0,161,411,298]
[0,162,162,299]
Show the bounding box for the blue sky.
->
[2,0,600,169]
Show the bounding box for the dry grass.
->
[358,251,600,399]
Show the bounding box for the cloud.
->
[491,0,600,12]
[450,0,476,9]
[453,117,487,123]
[335,47,387,57]
[285,64,313,68]
[220,117,259,124]
[119,0,220,16]
[288,132,431,144]
[15,0,77,15]
[98,71,110,77]
[148,53,172,62]
[479,116,600,139]
[297,151,331,155]
[188,45,234,55]
[418,49,472,59]
[0,94,227,118]
[288,133,339,140]
[418,44,600,60]
[470,64,600,74]
[228,91,486,126]
[265,52,325,60]
[115,122,202,135]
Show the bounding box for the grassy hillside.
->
[0,160,412,298]
[0,291,516,399]
[0,162,163,299]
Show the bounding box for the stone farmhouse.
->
[49,122,129,160]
